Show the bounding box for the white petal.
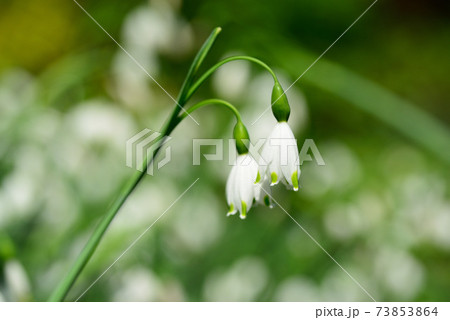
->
[249,156,260,184]
[231,156,245,215]
[266,124,285,185]
[226,161,238,215]
[278,122,300,190]
[232,165,242,213]
[235,155,260,217]
[268,153,281,185]
[259,139,272,177]
[254,177,273,208]
[238,157,256,211]
[259,123,281,174]
[226,167,235,205]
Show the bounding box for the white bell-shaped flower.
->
[260,122,300,190]
[226,154,260,219]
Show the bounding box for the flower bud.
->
[271,81,290,122]
[233,121,250,154]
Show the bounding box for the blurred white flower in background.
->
[25,110,61,144]
[113,178,178,231]
[321,266,375,301]
[111,267,185,301]
[0,168,37,227]
[40,173,80,232]
[67,100,136,152]
[324,203,365,241]
[62,101,136,202]
[324,191,386,242]
[301,141,361,198]
[203,256,269,301]
[110,1,193,108]
[112,267,162,301]
[429,204,450,249]
[36,261,67,299]
[0,69,36,126]
[168,189,223,253]
[212,53,251,100]
[0,142,49,228]
[4,259,31,301]
[374,247,424,300]
[275,276,321,301]
[394,173,449,248]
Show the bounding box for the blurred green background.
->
[0,0,449,302]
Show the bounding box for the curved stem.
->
[180,99,242,122]
[185,56,279,102]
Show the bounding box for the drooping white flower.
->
[260,122,300,191]
[226,154,260,219]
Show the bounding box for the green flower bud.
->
[271,81,290,122]
[233,121,250,155]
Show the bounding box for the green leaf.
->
[178,27,222,105]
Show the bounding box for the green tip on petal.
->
[270,172,278,185]
[241,201,247,213]
[227,203,235,216]
[291,171,299,191]
[255,171,261,184]
[240,201,247,219]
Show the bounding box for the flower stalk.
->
[48,26,298,301]
[49,27,223,302]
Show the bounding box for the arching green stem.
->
[180,99,250,155]
[185,56,279,102]
[180,99,242,122]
